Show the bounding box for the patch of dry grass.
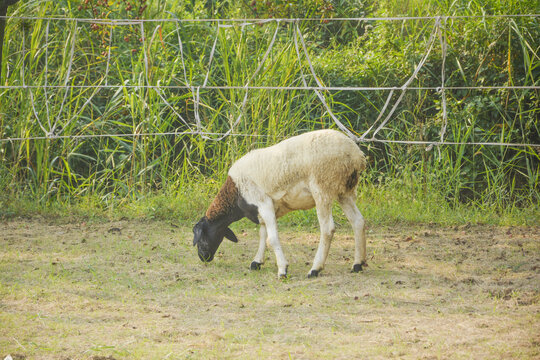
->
[1,219,539,359]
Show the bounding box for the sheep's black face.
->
[193,217,221,262]
[193,217,239,263]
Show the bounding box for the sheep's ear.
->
[224,227,238,243]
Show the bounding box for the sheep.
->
[192,129,367,278]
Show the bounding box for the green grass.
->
[1,177,538,227]
[0,0,538,225]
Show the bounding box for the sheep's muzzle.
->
[198,249,215,262]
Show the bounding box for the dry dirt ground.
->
[0,218,539,359]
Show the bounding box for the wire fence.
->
[2,14,538,22]
[1,14,539,149]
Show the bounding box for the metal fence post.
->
[0,0,21,82]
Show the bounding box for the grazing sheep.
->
[192,129,367,278]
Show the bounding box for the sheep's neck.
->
[205,176,259,225]
[205,176,243,224]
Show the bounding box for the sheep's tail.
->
[345,150,367,192]
[358,151,367,172]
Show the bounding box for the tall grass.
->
[311,1,539,218]
[0,0,538,225]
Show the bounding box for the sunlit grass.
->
[0,0,538,225]
[1,220,538,358]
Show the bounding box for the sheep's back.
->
[229,129,365,196]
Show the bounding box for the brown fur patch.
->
[345,170,359,191]
[205,176,239,221]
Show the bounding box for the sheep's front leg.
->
[250,224,267,270]
[339,194,367,272]
[258,202,288,278]
[308,201,335,278]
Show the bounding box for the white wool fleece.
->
[228,129,366,210]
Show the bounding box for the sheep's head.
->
[193,216,238,262]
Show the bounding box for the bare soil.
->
[0,219,539,359]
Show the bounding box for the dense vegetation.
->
[0,0,538,224]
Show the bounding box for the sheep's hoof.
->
[278,266,289,279]
[307,269,319,278]
[250,261,262,270]
[351,262,367,273]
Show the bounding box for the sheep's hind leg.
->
[250,224,267,270]
[338,194,367,272]
[308,200,335,278]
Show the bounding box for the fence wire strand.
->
[2,14,538,23]
[0,14,538,148]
